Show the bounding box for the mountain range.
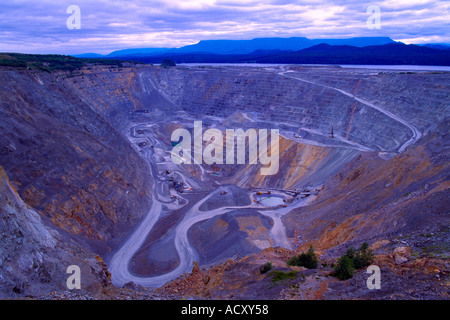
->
[76,37,395,57]
[75,37,450,66]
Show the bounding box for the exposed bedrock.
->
[65,65,450,153]
[129,185,257,276]
[133,66,448,152]
[283,120,450,256]
[223,135,360,189]
[0,69,153,254]
[0,166,111,298]
[0,64,448,292]
[188,210,275,266]
[284,66,449,136]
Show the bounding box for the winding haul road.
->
[279,70,422,153]
[108,67,422,288]
[109,179,314,287]
[109,120,315,288]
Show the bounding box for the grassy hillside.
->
[0,53,137,72]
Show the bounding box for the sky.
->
[0,0,449,55]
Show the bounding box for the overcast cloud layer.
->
[0,0,449,54]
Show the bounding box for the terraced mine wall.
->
[66,65,449,152]
[0,64,448,284]
[286,66,449,136]
[62,64,449,189]
[283,120,449,256]
[0,69,153,254]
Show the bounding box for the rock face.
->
[0,64,448,299]
[283,121,449,255]
[0,69,153,254]
[64,65,450,152]
[0,165,111,298]
[157,245,449,300]
[393,247,412,265]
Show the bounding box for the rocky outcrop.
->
[0,64,448,299]
[283,122,449,256]
[0,165,112,298]
[0,69,153,254]
[156,243,449,300]
[393,247,412,265]
[154,119,449,300]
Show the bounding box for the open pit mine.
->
[0,63,448,300]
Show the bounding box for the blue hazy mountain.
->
[74,48,171,58]
[72,37,450,66]
[106,48,172,57]
[75,37,396,58]
[420,43,450,50]
[251,42,450,65]
[171,37,396,54]
[74,53,105,58]
[112,42,450,66]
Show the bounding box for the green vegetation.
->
[287,245,319,269]
[400,228,449,259]
[346,242,375,269]
[259,261,273,274]
[269,270,298,283]
[0,53,136,72]
[333,242,375,280]
[333,255,355,280]
[421,243,449,258]
[160,59,176,68]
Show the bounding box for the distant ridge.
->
[420,43,450,50]
[252,42,450,65]
[91,43,450,66]
[75,37,396,58]
[171,36,396,55]
[73,37,450,66]
[74,53,104,58]
[106,48,171,57]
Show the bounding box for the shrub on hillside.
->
[160,59,176,67]
[333,242,375,280]
[269,270,298,283]
[260,261,273,274]
[287,245,319,269]
[354,242,375,268]
[333,255,355,280]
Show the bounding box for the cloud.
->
[0,0,448,54]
